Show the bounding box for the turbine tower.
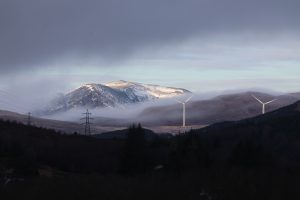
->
[252,95,277,114]
[176,95,193,127]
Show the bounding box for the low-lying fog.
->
[0,78,287,124]
[39,97,189,122]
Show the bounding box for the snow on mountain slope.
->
[106,80,191,98]
[43,81,191,114]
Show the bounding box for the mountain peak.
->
[79,83,108,92]
[105,80,134,88]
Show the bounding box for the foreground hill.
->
[190,99,300,167]
[1,102,300,199]
[94,127,173,140]
[0,120,124,175]
[138,91,300,126]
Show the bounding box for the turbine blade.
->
[252,94,264,104]
[174,99,183,103]
[265,99,277,105]
[185,95,194,103]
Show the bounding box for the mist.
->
[0,74,291,122]
[36,87,289,124]
[39,97,188,122]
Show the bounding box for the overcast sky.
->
[0,0,300,108]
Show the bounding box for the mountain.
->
[137,91,300,126]
[44,80,191,114]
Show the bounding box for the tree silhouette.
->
[120,123,147,174]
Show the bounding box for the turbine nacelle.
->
[252,94,277,114]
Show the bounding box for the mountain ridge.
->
[137,91,300,126]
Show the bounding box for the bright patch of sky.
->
[28,34,300,93]
[2,33,298,96]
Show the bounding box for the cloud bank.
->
[1,0,300,73]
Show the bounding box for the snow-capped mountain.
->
[106,80,190,99]
[44,80,191,114]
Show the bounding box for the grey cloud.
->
[0,0,300,72]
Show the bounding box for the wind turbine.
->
[252,95,277,114]
[175,95,193,127]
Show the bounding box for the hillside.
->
[189,100,300,167]
[0,120,124,175]
[1,102,300,199]
[137,91,300,126]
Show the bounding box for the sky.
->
[0,0,300,110]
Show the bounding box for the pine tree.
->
[120,123,146,174]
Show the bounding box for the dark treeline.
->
[1,101,300,200]
[0,120,124,175]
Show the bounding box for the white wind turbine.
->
[175,95,193,127]
[252,94,277,114]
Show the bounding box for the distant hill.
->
[290,92,300,98]
[0,109,121,134]
[137,91,300,126]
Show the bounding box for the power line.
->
[81,109,93,135]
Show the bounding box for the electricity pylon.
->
[81,109,93,135]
